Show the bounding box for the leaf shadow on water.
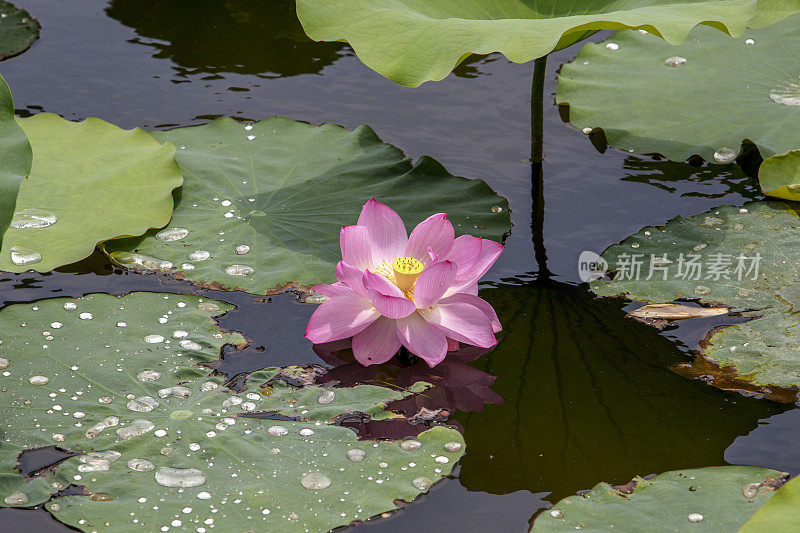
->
[454,278,788,505]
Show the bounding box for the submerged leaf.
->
[557,16,800,163]
[0,113,182,273]
[532,467,787,531]
[591,201,800,399]
[627,303,729,320]
[103,117,510,295]
[0,292,464,532]
[0,1,39,60]
[0,74,30,250]
[296,0,775,87]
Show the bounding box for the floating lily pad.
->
[0,74,30,249]
[557,16,800,163]
[103,116,510,295]
[0,113,182,273]
[532,466,787,531]
[0,1,40,60]
[741,475,800,530]
[0,292,464,532]
[591,201,800,400]
[296,0,771,87]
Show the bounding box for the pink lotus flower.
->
[305,198,503,367]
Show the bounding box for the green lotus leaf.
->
[590,201,800,399]
[557,15,800,163]
[0,292,464,532]
[0,1,39,60]
[102,116,510,295]
[531,467,787,531]
[0,113,182,273]
[758,150,800,201]
[295,0,776,87]
[741,475,800,531]
[0,74,30,249]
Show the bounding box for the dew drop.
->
[742,482,761,498]
[144,334,165,344]
[136,370,161,382]
[50,322,62,329]
[172,330,189,339]
[247,134,256,141]
[155,467,207,488]
[713,147,737,164]
[85,416,119,438]
[116,419,156,439]
[52,433,65,442]
[10,245,42,266]
[127,396,160,412]
[605,42,619,50]
[347,449,365,462]
[158,386,191,399]
[78,451,121,472]
[702,217,725,227]
[688,513,704,523]
[181,263,195,270]
[154,429,167,437]
[225,264,254,276]
[299,428,314,436]
[693,242,708,252]
[664,56,687,67]
[435,456,450,464]
[769,77,800,106]
[63,302,77,310]
[301,472,331,490]
[412,477,431,491]
[116,321,127,327]
[197,491,211,500]
[0,358,8,369]
[235,244,250,255]
[550,509,565,519]
[179,339,202,350]
[128,458,155,472]
[444,441,462,452]
[79,312,93,320]
[4,492,29,505]
[29,375,49,385]
[90,493,113,502]
[694,285,712,296]
[10,208,58,229]
[155,227,189,242]
[188,250,211,261]
[268,425,288,436]
[400,439,422,451]
[317,390,335,405]
[111,251,173,270]
[200,381,218,391]
[197,302,220,312]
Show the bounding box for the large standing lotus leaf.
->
[102,116,510,295]
[0,113,182,273]
[591,201,800,397]
[0,292,464,532]
[0,1,40,60]
[294,0,780,87]
[531,467,787,531]
[741,475,800,530]
[0,74,30,250]
[557,16,800,163]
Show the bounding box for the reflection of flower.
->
[305,198,503,367]
[314,340,504,415]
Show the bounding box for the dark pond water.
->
[0,1,796,531]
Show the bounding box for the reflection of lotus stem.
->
[531,55,550,279]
